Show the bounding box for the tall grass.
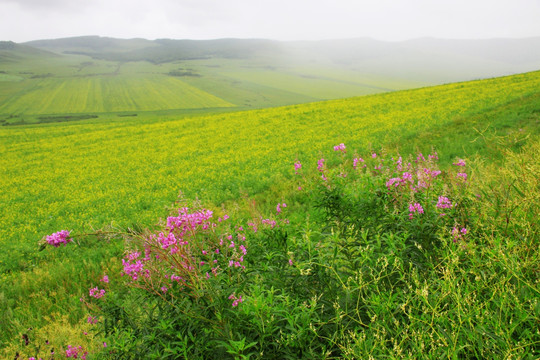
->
[6,133,538,359]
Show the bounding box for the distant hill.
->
[21,36,540,83]
[24,36,284,63]
[25,36,157,54]
[1,36,539,116]
[0,41,59,62]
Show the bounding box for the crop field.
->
[1,70,539,358]
[0,74,234,115]
[0,49,428,118]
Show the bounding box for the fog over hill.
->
[2,36,539,116]
[22,36,540,84]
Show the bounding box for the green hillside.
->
[1,70,538,263]
[2,36,540,119]
[0,70,539,357]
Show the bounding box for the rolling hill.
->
[0,68,539,357]
[1,36,539,118]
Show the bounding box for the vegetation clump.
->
[22,139,539,359]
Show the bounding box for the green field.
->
[13,36,540,121]
[2,71,538,260]
[1,68,539,358]
[0,75,234,114]
[0,54,420,118]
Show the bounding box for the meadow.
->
[0,48,425,122]
[0,70,539,358]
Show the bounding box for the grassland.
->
[0,70,539,357]
[0,40,445,121]
[0,75,234,114]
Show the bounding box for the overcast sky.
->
[1,0,539,43]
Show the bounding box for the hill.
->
[24,36,540,80]
[1,36,539,118]
[0,70,539,356]
[0,41,58,62]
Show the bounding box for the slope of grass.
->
[0,71,539,353]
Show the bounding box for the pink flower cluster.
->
[333,143,346,152]
[89,287,106,299]
[276,202,287,214]
[46,230,72,247]
[228,293,244,307]
[294,161,302,174]
[452,227,468,242]
[436,196,453,209]
[121,251,148,281]
[158,208,216,254]
[453,159,466,166]
[65,345,88,359]
[386,172,414,190]
[317,158,327,181]
[167,208,214,233]
[353,157,365,170]
[317,158,325,172]
[408,203,424,219]
[262,218,277,228]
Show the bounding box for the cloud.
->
[0,0,91,12]
[1,0,539,42]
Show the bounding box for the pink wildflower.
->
[452,227,468,242]
[453,159,466,166]
[436,196,453,209]
[386,177,402,189]
[89,287,106,299]
[65,345,88,359]
[229,293,244,307]
[317,158,325,172]
[353,157,365,170]
[121,256,145,281]
[46,230,72,247]
[333,143,346,152]
[100,275,109,283]
[402,172,413,183]
[457,172,467,181]
[294,161,302,174]
[239,245,247,255]
[408,203,424,219]
[430,170,442,178]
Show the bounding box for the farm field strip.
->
[0,75,234,115]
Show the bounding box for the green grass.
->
[0,50,427,116]
[0,71,539,356]
[0,75,234,114]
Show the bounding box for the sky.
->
[1,0,540,43]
